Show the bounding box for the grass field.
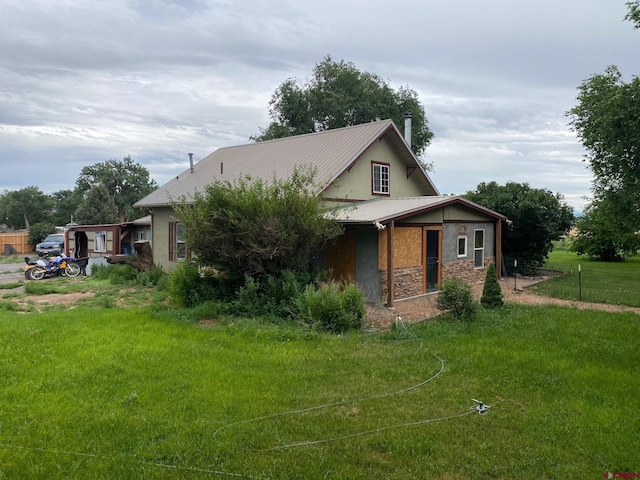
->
[1,301,638,479]
[531,247,640,307]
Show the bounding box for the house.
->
[134,119,506,305]
[64,216,151,258]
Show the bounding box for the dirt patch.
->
[13,292,95,311]
[197,319,219,328]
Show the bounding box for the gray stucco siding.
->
[443,222,495,263]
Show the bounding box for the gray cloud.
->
[1,0,637,214]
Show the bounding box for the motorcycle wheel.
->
[65,263,81,278]
[29,267,46,280]
[24,268,33,280]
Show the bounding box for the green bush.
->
[90,264,137,285]
[481,263,504,309]
[436,277,477,321]
[135,266,167,287]
[169,263,222,308]
[295,281,365,333]
[29,222,57,248]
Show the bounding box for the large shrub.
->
[436,277,477,321]
[295,282,365,333]
[173,166,343,282]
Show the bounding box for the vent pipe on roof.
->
[404,113,412,148]
[188,152,194,173]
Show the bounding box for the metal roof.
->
[331,196,507,223]
[134,120,438,208]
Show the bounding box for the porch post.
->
[495,219,502,279]
[387,220,395,307]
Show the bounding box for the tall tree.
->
[254,56,434,164]
[567,3,640,246]
[0,186,53,230]
[74,184,119,225]
[465,182,574,273]
[50,189,83,226]
[76,155,157,223]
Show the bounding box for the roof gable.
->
[134,120,438,208]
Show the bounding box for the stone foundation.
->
[379,257,495,300]
[442,257,494,285]
[379,265,423,299]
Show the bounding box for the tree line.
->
[0,156,157,235]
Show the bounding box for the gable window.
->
[94,231,107,253]
[457,236,467,258]
[372,162,390,195]
[474,229,485,268]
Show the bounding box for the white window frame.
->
[372,162,390,195]
[474,229,485,268]
[457,236,467,258]
[94,231,107,253]
[175,223,187,261]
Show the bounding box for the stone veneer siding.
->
[442,257,495,285]
[379,265,423,299]
[378,257,495,300]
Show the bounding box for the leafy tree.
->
[625,1,640,28]
[50,189,83,226]
[0,186,53,230]
[74,184,120,225]
[566,3,640,258]
[254,55,434,163]
[465,181,574,274]
[481,263,504,309]
[174,166,343,282]
[76,155,157,222]
[570,193,640,261]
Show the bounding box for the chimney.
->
[404,113,412,148]
[188,152,194,173]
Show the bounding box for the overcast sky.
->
[1,0,638,213]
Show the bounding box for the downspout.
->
[386,220,395,307]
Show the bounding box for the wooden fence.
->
[0,232,32,255]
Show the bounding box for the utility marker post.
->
[578,264,582,301]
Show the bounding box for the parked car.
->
[35,233,64,255]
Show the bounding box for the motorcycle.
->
[25,253,81,280]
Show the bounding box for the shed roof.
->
[134,120,438,208]
[332,196,507,224]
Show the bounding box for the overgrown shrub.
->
[295,282,365,333]
[169,263,223,308]
[436,277,477,321]
[135,266,167,287]
[481,263,504,309]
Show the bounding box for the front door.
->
[426,230,440,292]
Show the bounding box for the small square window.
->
[372,162,390,195]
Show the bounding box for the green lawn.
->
[531,248,640,307]
[1,303,638,479]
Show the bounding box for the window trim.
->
[371,161,390,196]
[94,231,107,253]
[457,235,467,258]
[474,229,485,268]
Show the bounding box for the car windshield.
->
[43,234,63,243]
